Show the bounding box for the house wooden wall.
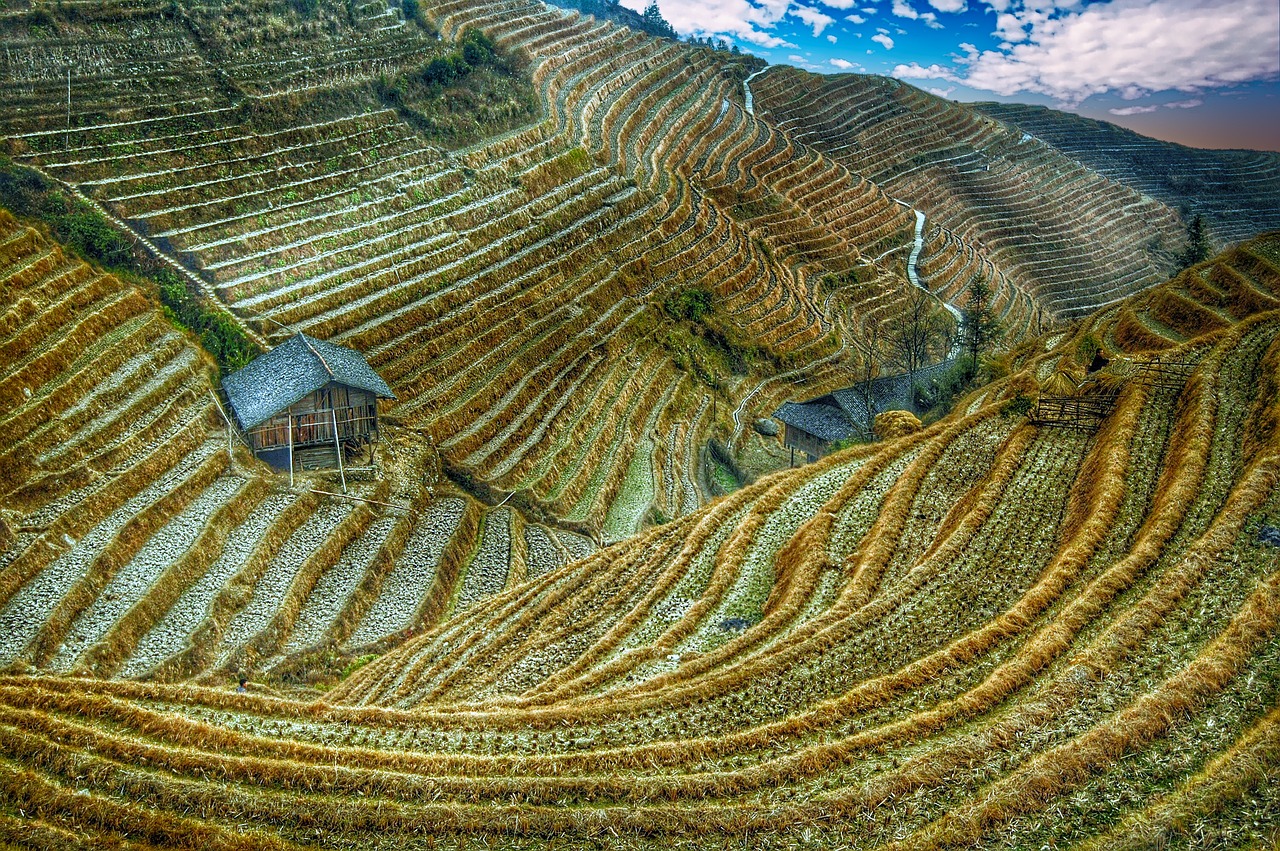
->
[248,381,379,460]
[783,423,827,462]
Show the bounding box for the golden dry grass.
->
[2,2,1280,844]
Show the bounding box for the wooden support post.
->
[287,411,294,489]
[207,391,233,461]
[331,407,346,494]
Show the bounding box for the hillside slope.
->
[1,231,1277,848]
[0,208,599,684]
[974,102,1280,248]
[749,67,1198,318]
[4,0,1276,540]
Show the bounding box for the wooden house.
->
[773,399,860,464]
[221,333,395,473]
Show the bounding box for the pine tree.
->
[640,2,676,38]
[1176,213,1211,270]
[963,276,1001,370]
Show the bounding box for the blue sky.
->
[622,0,1280,151]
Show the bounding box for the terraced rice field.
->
[0,0,882,526]
[3,0,1280,844]
[3,182,1278,846]
[0,210,596,688]
[746,67,1276,322]
[8,0,1265,538]
[974,102,1280,248]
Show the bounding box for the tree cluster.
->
[417,29,500,89]
[886,287,950,378]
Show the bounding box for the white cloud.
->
[845,12,867,22]
[792,4,836,35]
[827,33,838,42]
[872,32,895,48]
[821,0,861,7]
[740,30,800,48]
[1164,98,1203,108]
[892,0,919,18]
[1109,105,1159,115]
[893,1,944,28]
[894,0,1280,105]
[831,57,857,69]
[787,52,825,70]
[928,85,956,97]
[927,0,967,12]
[618,0,796,49]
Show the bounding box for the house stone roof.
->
[772,357,961,442]
[772,401,859,442]
[221,333,395,430]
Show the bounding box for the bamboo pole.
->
[309,489,407,510]
[206,390,243,459]
[287,411,294,489]
[331,407,346,494]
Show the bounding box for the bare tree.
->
[886,287,947,379]
[856,315,882,432]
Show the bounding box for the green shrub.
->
[460,28,496,66]
[1076,332,1102,365]
[663,287,714,322]
[420,54,470,87]
[1005,390,1035,417]
[62,206,132,266]
[0,158,259,376]
[341,654,378,679]
[157,270,258,374]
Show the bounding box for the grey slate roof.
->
[772,357,960,441]
[222,333,395,430]
[773,401,859,442]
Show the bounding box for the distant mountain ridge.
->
[975,101,1280,247]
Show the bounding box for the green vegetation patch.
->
[374,28,540,148]
[0,158,259,376]
[653,288,768,379]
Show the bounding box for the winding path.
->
[742,67,769,116]
[894,198,963,327]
